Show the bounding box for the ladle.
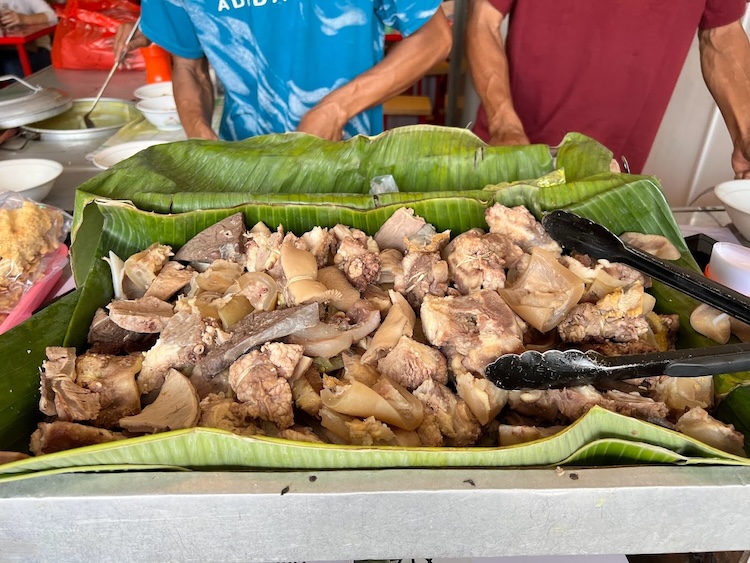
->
[82,16,141,128]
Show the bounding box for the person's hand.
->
[0,9,24,27]
[182,118,218,141]
[296,101,349,141]
[113,22,151,60]
[732,140,750,179]
[488,127,530,146]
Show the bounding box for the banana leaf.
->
[71,125,557,232]
[0,407,747,482]
[1,128,749,473]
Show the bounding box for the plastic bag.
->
[51,0,145,71]
[0,193,72,334]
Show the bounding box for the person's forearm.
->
[314,10,452,122]
[700,21,750,148]
[466,0,526,144]
[172,56,217,140]
[22,13,49,24]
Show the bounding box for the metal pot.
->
[0,75,72,129]
[22,98,141,141]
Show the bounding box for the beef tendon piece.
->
[484,204,561,255]
[40,347,101,423]
[107,296,174,334]
[650,375,714,415]
[228,343,304,429]
[455,372,508,426]
[123,243,173,297]
[498,248,585,333]
[361,290,415,365]
[76,352,142,429]
[144,261,193,301]
[377,335,448,391]
[413,379,481,446]
[675,407,746,457]
[120,369,201,433]
[30,421,125,456]
[291,366,323,417]
[558,284,649,343]
[421,291,525,376]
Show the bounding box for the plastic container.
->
[704,242,750,297]
[140,44,172,84]
[0,244,69,334]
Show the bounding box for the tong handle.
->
[616,243,750,326]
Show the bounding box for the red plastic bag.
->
[51,0,145,70]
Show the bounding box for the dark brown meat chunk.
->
[30,421,124,455]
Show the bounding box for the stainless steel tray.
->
[1,466,750,561]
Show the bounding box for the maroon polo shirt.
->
[473,0,747,173]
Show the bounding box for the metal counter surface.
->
[1,466,750,561]
[0,67,148,212]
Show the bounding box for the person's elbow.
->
[431,13,453,61]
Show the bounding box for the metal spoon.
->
[82,16,141,129]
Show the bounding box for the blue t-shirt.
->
[140,0,442,141]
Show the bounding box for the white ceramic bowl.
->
[136,96,182,131]
[706,242,750,297]
[715,180,750,240]
[0,159,64,201]
[134,81,174,100]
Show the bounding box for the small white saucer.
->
[92,140,169,170]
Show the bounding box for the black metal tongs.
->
[485,210,750,390]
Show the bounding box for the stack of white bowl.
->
[134,82,182,131]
